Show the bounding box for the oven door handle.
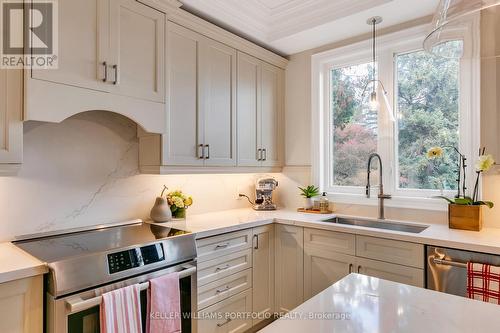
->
[66,264,196,313]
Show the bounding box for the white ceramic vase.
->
[304,197,314,209]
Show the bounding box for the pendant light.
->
[362,16,395,122]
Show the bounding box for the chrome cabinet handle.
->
[205,144,210,159]
[357,265,361,273]
[348,263,353,273]
[102,62,108,82]
[257,149,262,161]
[253,234,259,249]
[217,318,232,327]
[215,242,229,249]
[263,148,267,161]
[216,286,230,293]
[112,64,119,85]
[198,144,204,159]
[215,264,230,272]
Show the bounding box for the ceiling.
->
[179,0,440,55]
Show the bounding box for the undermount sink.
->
[322,217,429,234]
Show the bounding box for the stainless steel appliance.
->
[14,220,197,333]
[254,177,278,211]
[427,246,500,297]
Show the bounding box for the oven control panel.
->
[107,243,165,274]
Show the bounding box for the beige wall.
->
[284,14,500,228]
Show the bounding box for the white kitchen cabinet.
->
[252,225,275,326]
[140,22,236,169]
[356,257,424,287]
[0,276,43,333]
[275,224,303,314]
[108,0,165,102]
[26,0,166,133]
[0,69,23,175]
[237,52,283,167]
[304,246,355,300]
[198,289,253,333]
[198,37,237,166]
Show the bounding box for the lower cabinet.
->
[198,289,253,333]
[304,247,354,299]
[0,275,43,333]
[274,224,304,314]
[252,225,275,326]
[355,257,424,287]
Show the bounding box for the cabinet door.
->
[0,69,23,169]
[260,62,282,167]
[164,23,204,166]
[109,0,165,102]
[237,52,261,166]
[304,246,355,300]
[275,224,303,314]
[199,38,236,166]
[356,257,424,287]
[0,276,43,333]
[31,0,108,91]
[252,225,275,326]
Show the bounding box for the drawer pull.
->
[215,242,229,249]
[348,263,353,273]
[215,264,230,272]
[216,286,230,293]
[357,265,362,273]
[217,318,232,327]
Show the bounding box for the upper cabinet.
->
[25,0,166,133]
[0,69,23,175]
[139,22,242,172]
[237,52,283,167]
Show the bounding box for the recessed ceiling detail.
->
[180,0,440,55]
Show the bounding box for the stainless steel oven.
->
[13,220,198,333]
[48,261,197,333]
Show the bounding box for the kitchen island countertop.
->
[259,273,500,333]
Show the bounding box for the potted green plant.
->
[426,146,495,231]
[298,185,320,210]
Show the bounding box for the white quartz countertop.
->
[152,208,500,255]
[259,273,500,333]
[0,242,47,284]
[4,206,500,284]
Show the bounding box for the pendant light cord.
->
[372,18,376,92]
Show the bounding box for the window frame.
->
[311,21,480,211]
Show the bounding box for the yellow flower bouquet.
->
[165,189,193,219]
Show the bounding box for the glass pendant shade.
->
[424,0,500,59]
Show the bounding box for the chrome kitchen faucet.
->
[366,153,392,220]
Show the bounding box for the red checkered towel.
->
[467,262,500,304]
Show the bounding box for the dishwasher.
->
[427,246,500,297]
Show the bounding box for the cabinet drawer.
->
[198,269,252,310]
[197,229,252,262]
[198,289,253,333]
[304,228,355,255]
[356,257,424,287]
[356,235,424,268]
[198,249,252,286]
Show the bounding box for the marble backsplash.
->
[0,111,300,241]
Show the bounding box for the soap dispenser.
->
[319,192,330,213]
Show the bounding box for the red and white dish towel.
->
[467,262,500,304]
[146,272,181,333]
[100,284,143,333]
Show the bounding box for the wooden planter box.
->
[448,204,483,231]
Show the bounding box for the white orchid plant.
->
[426,146,495,208]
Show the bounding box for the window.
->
[330,62,377,187]
[395,47,460,191]
[312,25,479,209]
